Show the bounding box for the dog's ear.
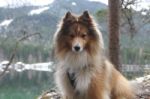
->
[80,10,91,21]
[63,11,74,22]
[64,11,72,19]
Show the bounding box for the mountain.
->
[0,0,149,64]
[49,0,106,15]
[0,0,107,42]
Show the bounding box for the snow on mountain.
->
[0,19,13,28]
[89,0,108,5]
[72,2,77,6]
[28,6,49,15]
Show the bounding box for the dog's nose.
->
[74,46,80,52]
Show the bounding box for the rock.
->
[37,89,62,99]
[38,75,150,99]
[133,75,150,99]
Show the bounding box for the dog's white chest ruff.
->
[67,69,92,94]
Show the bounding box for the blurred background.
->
[0,0,149,99]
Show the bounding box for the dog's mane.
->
[54,11,104,60]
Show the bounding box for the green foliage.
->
[120,34,150,64]
[0,38,17,59]
[0,38,53,63]
[95,9,108,22]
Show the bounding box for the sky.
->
[0,0,54,7]
[0,0,149,10]
[0,0,107,7]
[91,0,150,10]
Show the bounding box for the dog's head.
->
[54,11,104,59]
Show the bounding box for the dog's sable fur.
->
[54,11,134,99]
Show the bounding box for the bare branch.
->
[0,32,41,78]
[18,32,41,41]
[120,0,139,38]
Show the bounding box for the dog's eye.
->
[81,34,87,38]
[69,34,75,38]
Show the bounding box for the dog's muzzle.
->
[72,44,83,52]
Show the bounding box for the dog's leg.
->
[113,75,134,99]
[88,82,110,99]
[55,68,75,99]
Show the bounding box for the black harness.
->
[67,71,76,88]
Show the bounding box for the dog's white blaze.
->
[72,38,83,52]
[77,25,80,32]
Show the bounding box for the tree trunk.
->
[108,0,120,71]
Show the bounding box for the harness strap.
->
[67,71,76,88]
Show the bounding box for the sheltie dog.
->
[54,11,134,99]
